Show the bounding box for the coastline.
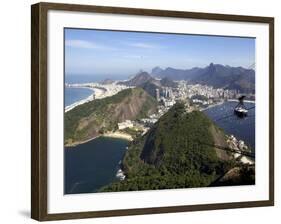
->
[227,99,255,103]
[201,99,255,112]
[103,132,133,141]
[65,135,100,148]
[65,131,133,148]
[65,86,106,112]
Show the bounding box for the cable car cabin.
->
[234,95,248,118]
[234,106,248,118]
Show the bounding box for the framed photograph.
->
[31,2,274,221]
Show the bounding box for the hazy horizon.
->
[65,62,254,78]
[65,28,255,76]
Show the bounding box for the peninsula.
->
[64,87,157,146]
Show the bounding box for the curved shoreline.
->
[65,135,99,148]
[65,132,132,148]
[103,132,133,141]
[227,99,255,103]
[65,87,105,112]
[201,99,255,112]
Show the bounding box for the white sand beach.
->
[103,132,133,141]
[65,87,105,112]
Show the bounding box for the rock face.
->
[64,88,157,145]
[151,63,255,93]
[211,165,255,186]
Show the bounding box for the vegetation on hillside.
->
[100,103,237,192]
[119,127,143,139]
[64,88,157,145]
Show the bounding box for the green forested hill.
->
[101,103,234,192]
[64,88,157,146]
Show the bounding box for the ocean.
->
[65,74,130,84]
[65,74,130,107]
[65,87,94,107]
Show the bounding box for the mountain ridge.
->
[151,63,255,93]
[64,88,157,146]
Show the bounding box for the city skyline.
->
[65,28,255,76]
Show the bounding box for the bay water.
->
[64,137,128,194]
[64,86,255,194]
[203,101,255,151]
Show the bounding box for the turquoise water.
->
[64,137,128,194]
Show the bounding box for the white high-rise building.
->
[156,88,160,101]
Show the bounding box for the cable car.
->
[234,96,248,118]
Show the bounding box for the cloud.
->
[66,39,160,52]
[127,42,157,49]
[65,40,98,49]
[65,39,115,50]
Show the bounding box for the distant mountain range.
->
[151,63,255,93]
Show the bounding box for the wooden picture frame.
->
[31,2,274,221]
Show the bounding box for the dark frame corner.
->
[31,2,274,221]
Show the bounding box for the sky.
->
[65,28,255,77]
